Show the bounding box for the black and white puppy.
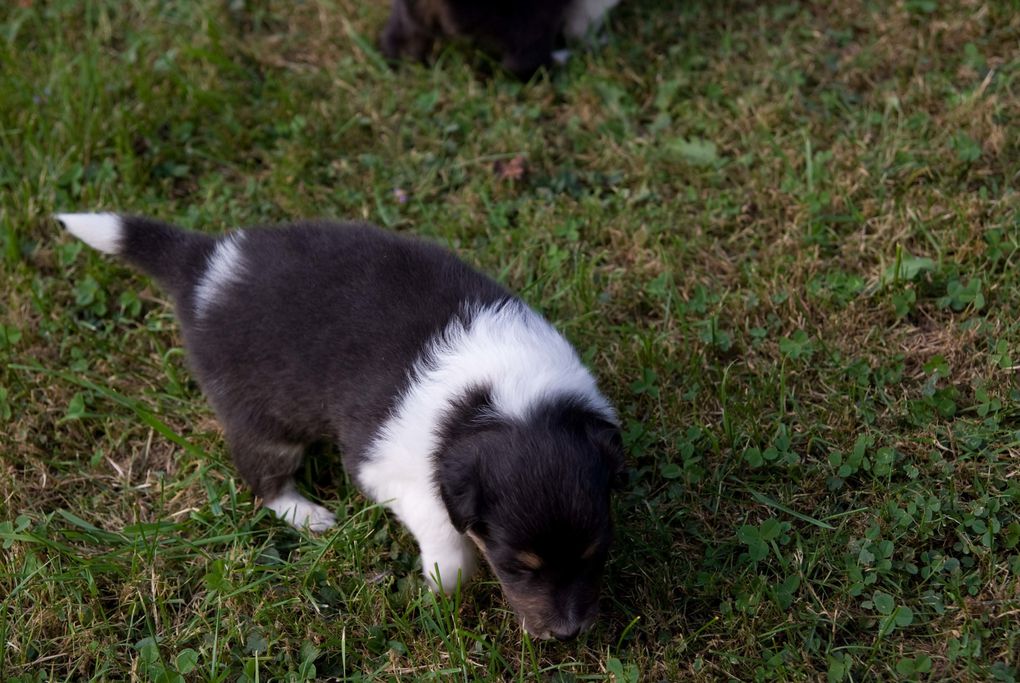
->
[56,213,623,640]
[379,0,620,79]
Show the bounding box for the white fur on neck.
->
[194,231,247,317]
[356,300,613,593]
[564,0,620,39]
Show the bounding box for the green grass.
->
[2,0,1019,680]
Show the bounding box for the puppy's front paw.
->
[265,488,336,533]
[421,539,477,594]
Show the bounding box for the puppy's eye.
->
[515,551,543,571]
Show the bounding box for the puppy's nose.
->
[552,624,582,641]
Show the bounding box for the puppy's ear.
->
[437,447,482,534]
[588,418,627,490]
[435,387,499,534]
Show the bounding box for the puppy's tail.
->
[55,212,215,300]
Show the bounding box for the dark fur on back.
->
[380,0,573,78]
[117,218,509,498]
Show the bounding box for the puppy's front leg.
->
[383,490,477,593]
[418,525,477,594]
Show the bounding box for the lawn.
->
[2,0,1019,680]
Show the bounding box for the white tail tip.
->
[55,212,123,254]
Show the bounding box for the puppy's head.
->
[437,391,624,640]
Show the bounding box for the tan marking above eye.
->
[517,551,543,570]
[581,542,600,560]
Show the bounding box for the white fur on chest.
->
[355,300,612,591]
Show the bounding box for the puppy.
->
[57,213,623,640]
[379,0,620,79]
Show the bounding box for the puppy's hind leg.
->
[264,480,337,533]
[227,431,336,533]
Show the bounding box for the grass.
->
[1,0,1019,679]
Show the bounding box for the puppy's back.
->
[169,220,510,456]
[58,214,510,456]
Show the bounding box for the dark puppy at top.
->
[57,213,623,640]
[380,0,619,79]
